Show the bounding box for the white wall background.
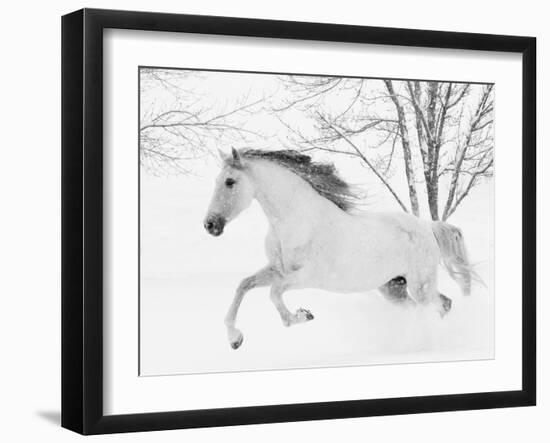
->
[0,0,545,441]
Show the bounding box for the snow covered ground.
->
[139,158,494,376]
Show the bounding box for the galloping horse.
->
[204,148,476,349]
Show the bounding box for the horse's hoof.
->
[297,308,314,322]
[439,293,452,317]
[229,332,244,350]
[283,309,315,327]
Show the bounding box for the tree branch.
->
[316,112,410,213]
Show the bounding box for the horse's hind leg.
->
[408,275,452,317]
[438,293,452,316]
[378,276,414,304]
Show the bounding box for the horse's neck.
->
[249,160,331,229]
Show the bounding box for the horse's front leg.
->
[225,266,277,350]
[270,281,314,327]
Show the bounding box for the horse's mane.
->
[232,149,359,212]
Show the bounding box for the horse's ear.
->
[231,147,243,168]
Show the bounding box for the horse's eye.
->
[225,178,236,188]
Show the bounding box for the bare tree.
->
[274,75,414,213]
[404,81,493,219]
[440,84,494,220]
[274,75,494,220]
[384,80,419,216]
[140,68,268,175]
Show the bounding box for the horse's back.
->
[355,211,436,246]
[328,211,440,285]
[362,211,441,274]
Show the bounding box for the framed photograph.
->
[61,8,536,435]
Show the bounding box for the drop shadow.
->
[36,410,61,426]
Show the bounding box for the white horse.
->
[204,148,476,349]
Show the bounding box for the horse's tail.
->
[431,221,481,296]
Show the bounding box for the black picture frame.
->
[62,8,536,435]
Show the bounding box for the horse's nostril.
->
[204,216,225,236]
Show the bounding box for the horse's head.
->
[204,148,255,236]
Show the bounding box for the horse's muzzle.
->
[204,214,225,236]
